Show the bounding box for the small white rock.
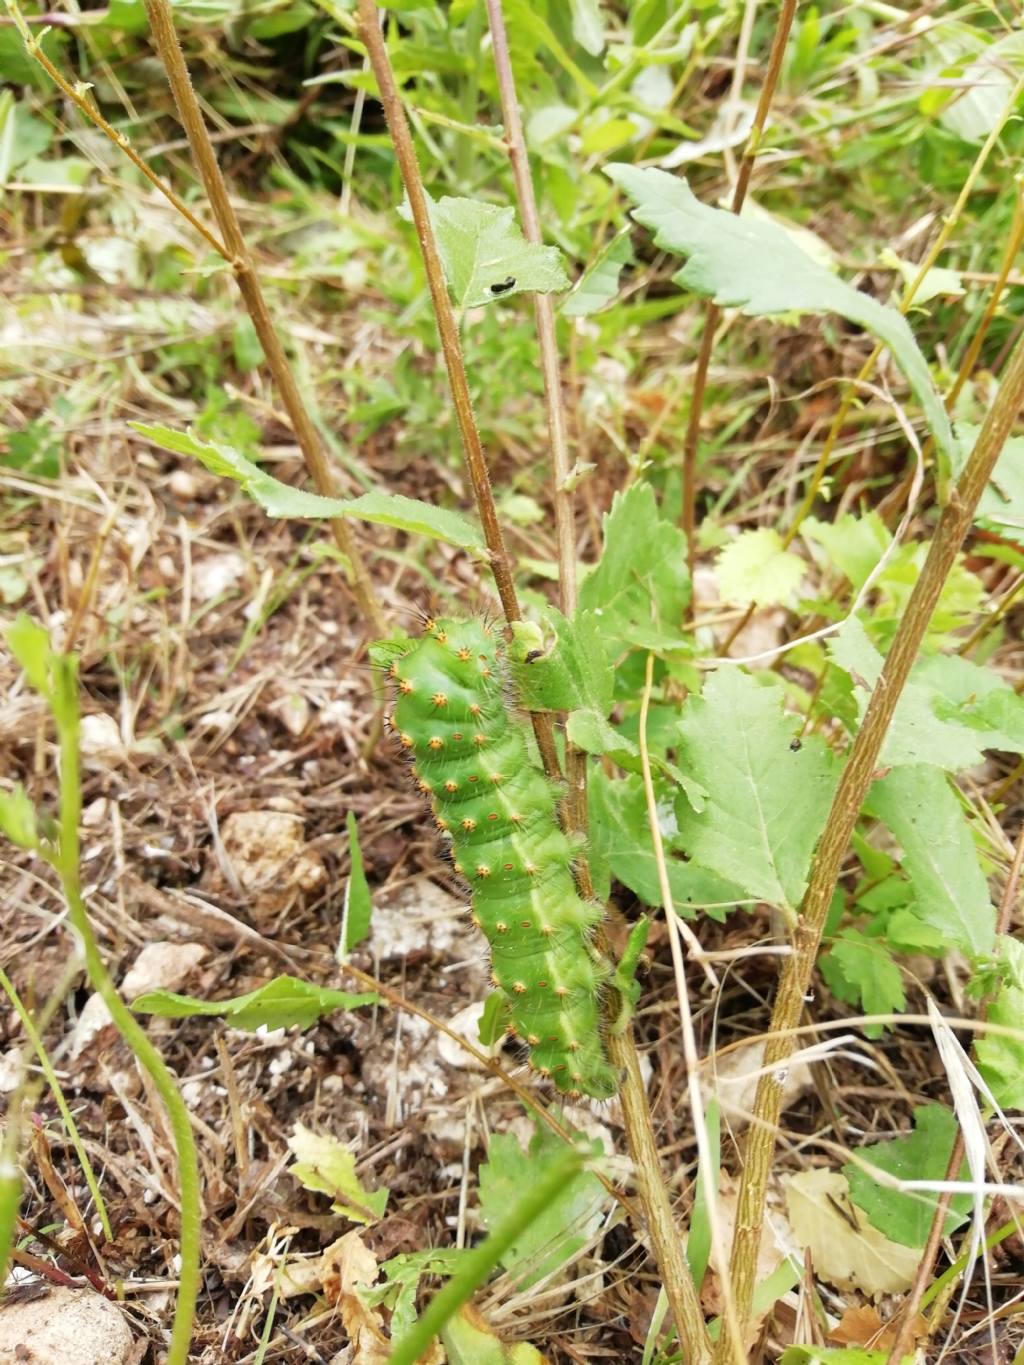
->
[168,469,197,499]
[436,1001,500,1072]
[0,1285,134,1364]
[192,551,246,603]
[121,941,208,1000]
[78,713,123,760]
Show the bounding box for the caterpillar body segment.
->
[390,617,619,1099]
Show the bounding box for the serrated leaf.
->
[131,973,377,1031]
[715,528,806,607]
[478,1123,606,1288]
[422,195,570,309]
[801,512,890,588]
[589,771,744,921]
[867,767,995,958]
[820,930,905,1036]
[6,613,51,695]
[913,653,1024,754]
[509,608,612,716]
[845,1104,970,1249]
[828,617,990,771]
[975,934,1024,1109]
[562,230,632,317]
[676,670,839,912]
[131,423,484,550]
[361,1248,461,1344]
[287,1122,388,1224]
[606,166,954,468]
[579,483,691,653]
[0,784,38,850]
[341,812,371,954]
[785,1168,920,1296]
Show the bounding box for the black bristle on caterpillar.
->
[388,617,619,1099]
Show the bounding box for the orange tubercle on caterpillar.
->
[431,691,448,708]
[457,647,472,662]
[444,779,458,793]
[398,677,413,694]
[475,864,491,878]
[511,980,527,995]
[428,736,443,750]
[461,817,477,832]
[494,920,508,934]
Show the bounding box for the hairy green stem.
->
[717,330,1024,1354]
[51,655,202,1365]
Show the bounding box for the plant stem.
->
[883,819,1024,1365]
[606,1025,712,1363]
[143,0,384,637]
[385,1148,584,1365]
[482,15,712,1354]
[357,0,561,779]
[680,0,797,586]
[0,968,113,1242]
[483,0,593,831]
[51,654,202,1365]
[716,330,1024,1356]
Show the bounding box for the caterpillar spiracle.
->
[387,617,619,1100]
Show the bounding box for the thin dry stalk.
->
[356,0,561,779]
[143,0,385,636]
[680,0,798,584]
[483,0,590,831]
[482,15,713,1356]
[883,821,1024,1365]
[716,332,1024,1356]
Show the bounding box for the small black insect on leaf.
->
[789,737,802,752]
[490,276,516,295]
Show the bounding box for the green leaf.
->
[780,1350,907,1365]
[0,785,38,850]
[562,230,633,317]
[478,991,506,1047]
[676,670,839,912]
[342,812,372,953]
[131,973,377,1031]
[579,483,691,653]
[715,528,806,607]
[569,0,606,56]
[867,766,995,958]
[820,929,905,1035]
[130,423,485,550]
[287,1122,388,1223]
[509,608,612,716]
[422,195,570,310]
[606,166,954,468]
[801,512,890,588]
[589,771,744,921]
[954,425,1024,547]
[913,653,1024,755]
[477,1122,607,1289]
[6,613,51,695]
[362,1249,462,1345]
[845,1105,971,1248]
[441,1305,547,1365]
[975,934,1024,1109]
[828,617,991,771]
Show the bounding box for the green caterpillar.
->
[387,617,618,1099]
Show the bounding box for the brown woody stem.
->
[144,0,385,637]
[356,0,561,778]
[717,332,1024,1353]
